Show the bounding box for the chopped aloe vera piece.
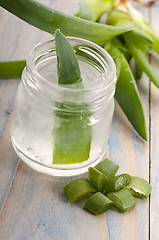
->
[107,188,136,213]
[63,178,96,203]
[126,176,152,199]
[53,30,92,164]
[88,167,107,192]
[95,158,119,176]
[104,174,131,193]
[84,192,113,215]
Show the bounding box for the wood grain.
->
[0,163,109,240]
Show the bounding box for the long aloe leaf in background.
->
[107,45,147,140]
[0,0,132,45]
[77,5,147,140]
[53,30,92,164]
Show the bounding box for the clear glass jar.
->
[11,37,116,176]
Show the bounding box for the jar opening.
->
[23,37,116,110]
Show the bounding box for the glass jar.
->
[11,37,116,176]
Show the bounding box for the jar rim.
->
[26,36,116,96]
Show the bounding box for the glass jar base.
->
[11,138,105,177]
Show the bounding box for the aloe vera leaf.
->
[107,188,136,213]
[55,29,81,85]
[53,30,92,164]
[53,111,92,164]
[94,158,119,176]
[78,0,115,22]
[107,9,154,47]
[107,8,133,27]
[110,37,131,62]
[106,45,121,79]
[106,45,147,140]
[126,176,152,199]
[124,33,159,88]
[135,63,143,80]
[88,167,107,192]
[83,192,113,215]
[126,29,153,54]
[63,178,96,203]
[111,37,128,54]
[104,174,131,193]
[126,2,159,54]
[0,0,132,45]
[0,60,26,78]
[107,9,159,88]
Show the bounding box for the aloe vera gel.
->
[11,36,116,176]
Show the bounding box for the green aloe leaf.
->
[53,30,92,164]
[0,60,26,78]
[107,8,133,27]
[107,9,154,48]
[124,33,159,88]
[107,188,136,213]
[63,178,96,203]
[107,8,159,89]
[83,192,113,215]
[126,2,159,54]
[135,63,143,80]
[0,0,132,45]
[78,0,116,22]
[106,45,147,140]
[55,29,81,85]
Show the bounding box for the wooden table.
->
[0,1,159,239]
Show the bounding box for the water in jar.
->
[11,54,114,170]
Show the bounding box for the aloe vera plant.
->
[53,30,92,164]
